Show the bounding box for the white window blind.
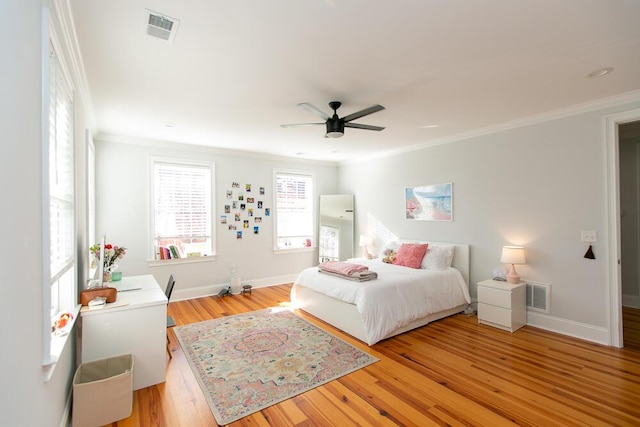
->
[48,41,75,318]
[275,171,314,249]
[152,161,214,258]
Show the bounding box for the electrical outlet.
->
[581,231,597,243]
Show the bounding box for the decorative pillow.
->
[392,243,428,269]
[421,244,455,270]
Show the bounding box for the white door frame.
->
[606,108,640,347]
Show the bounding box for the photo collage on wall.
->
[221,182,270,240]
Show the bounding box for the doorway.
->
[608,110,640,348]
[619,120,640,349]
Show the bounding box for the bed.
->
[291,241,471,345]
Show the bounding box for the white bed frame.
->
[291,242,470,345]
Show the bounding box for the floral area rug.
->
[174,308,378,425]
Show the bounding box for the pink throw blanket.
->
[318,261,369,276]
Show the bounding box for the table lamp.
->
[501,245,526,284]
[359,235,374,259]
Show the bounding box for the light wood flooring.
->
[623,306,640,352]
[110,284,640,426]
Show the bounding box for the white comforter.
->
[293,258,471,345]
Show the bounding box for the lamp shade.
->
[359,235,373,247]
[500,246,526,265]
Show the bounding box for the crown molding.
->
[95,133,340,166]
[343,90,640,165]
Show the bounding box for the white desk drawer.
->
[478,302,512,330]
[478,285,513,309]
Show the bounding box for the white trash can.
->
[72,354,134,427]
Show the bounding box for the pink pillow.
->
[393,243,428,269]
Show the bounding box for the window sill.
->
[147,254,217,267]
[43,303,82,382]
[273,246,317,255]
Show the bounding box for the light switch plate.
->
[581,230,597,243]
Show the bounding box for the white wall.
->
[1,1,92,425]
[94,137,339,298]
[339,100,640,344]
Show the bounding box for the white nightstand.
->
[477,279,526,332]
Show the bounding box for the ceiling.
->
[68,0,640,162]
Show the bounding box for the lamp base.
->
[506,264,521,284]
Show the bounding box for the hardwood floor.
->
[111,285,640,426]
[623,306,640,352]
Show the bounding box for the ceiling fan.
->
[281,101,385,138]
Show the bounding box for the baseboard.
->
[171,280,616,346]
[61,390,72,427]
[622,293,640,309]
[171,274,299,302]
[526,310,611,346]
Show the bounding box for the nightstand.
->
[477,279,526,332]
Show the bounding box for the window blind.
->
[48,42,75,317]
[153,161,213,256]
[275,172,313,248]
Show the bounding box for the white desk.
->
[80,274,167,390]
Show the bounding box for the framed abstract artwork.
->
[405,182,453,221]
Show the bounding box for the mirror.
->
[319,194,354,262]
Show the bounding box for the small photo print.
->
[236,231,242,239]
[248,208,253,217]
[257,201,263,209]
[259,187,265,195]
[247,197,255,204]
[232,182,240,188]
[253,226,259,234]
[243,220,249,229]
[232,201,238,209]
[228,224,236,230]
[265,208,270,216]
[238,195,244,201]
[240,203,246,210]
[255,217,262,223]
[246,184,251,192]
[224,205,230,213]
[220,215,227,224]
[234,213,241,221]
[226,190,232,199]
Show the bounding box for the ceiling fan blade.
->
[298,103,330,120]
[342,104,385,123]
[344,122,385,131]
[280,122,325,128]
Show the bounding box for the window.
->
[274,170,314,250]
[48,41,76,323]
[43,34,77,372]
[151,159,215,259]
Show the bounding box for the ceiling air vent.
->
[145,9,180,43]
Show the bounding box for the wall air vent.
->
[145,9,180,43]
[525,281,551,313]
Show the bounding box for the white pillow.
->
[421,244,455,270]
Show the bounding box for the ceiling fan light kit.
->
[282,101,385,138]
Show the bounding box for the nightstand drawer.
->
[477,303,512,330]
[478,285,513,309]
